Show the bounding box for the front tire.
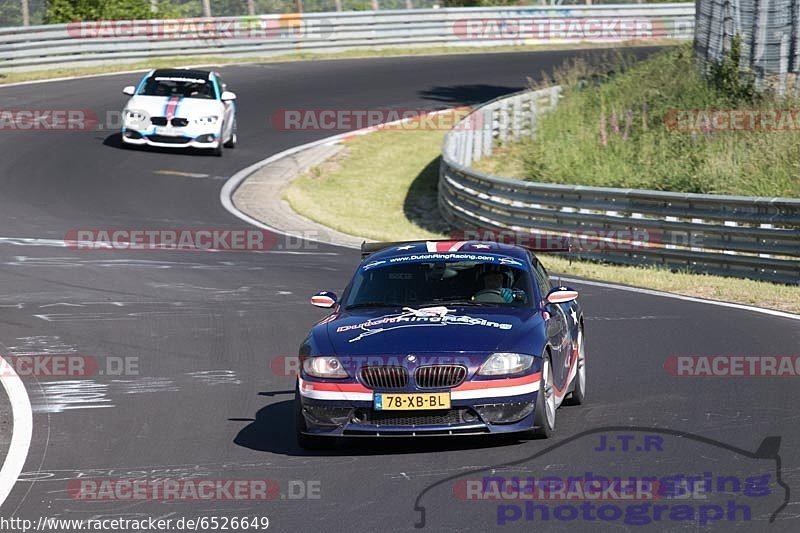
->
[531,356,555,438]
[224,122,237,148]
[294,383,328,450]
[212,141,223,157]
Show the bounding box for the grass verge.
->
[475,43,799,197]
[0,39,680,86]
[286,119,450,242]
[286,114,800,315]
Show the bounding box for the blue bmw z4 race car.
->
[295,240,586,449]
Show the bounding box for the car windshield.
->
[343,261,532,308]
[139,76,216,99]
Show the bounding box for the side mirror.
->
[122,86,136,96]
[221,91,237,101]
[311,291,337,308]
[546,286,578,305]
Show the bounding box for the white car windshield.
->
[344,261,532,308]
[139,76,216,99]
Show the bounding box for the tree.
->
[46,0,184,23]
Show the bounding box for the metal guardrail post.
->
[463,127,473,167]
[21,0,30,26]
[498,99,509,144]
[511,96,522,140]
[482,107,493,157]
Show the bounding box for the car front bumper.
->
[297,373,540,437]
[121,128,220,149]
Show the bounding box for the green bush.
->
[707,35,756,101]
[514,44,799,197]
[46,0,184,22]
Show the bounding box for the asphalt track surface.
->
[0,48,798,532]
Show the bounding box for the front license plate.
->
[374,393,451,410]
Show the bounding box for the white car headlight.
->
[303,356,349,379]
[124,110,147,123]
[478,353,535,376]
[195,115,220,125]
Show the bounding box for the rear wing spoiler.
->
[360,238,572,259]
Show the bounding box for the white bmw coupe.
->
[121,68,237,156]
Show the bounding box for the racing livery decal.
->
[336,306,514,343]
[361,252,528,270]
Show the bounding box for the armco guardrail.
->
[0,4,694,71]
[439,87,800,284]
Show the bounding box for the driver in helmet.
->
[473,269,514,303]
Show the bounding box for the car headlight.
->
[303,356,348,379]
[124,110,147,122]
[195,115,219,125]
[478,353,535,376]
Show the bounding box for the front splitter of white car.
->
[122,127,222,150]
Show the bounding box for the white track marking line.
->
[154,170,210,178]
[0,354,33,509]
[0,237,68,248]
[560,277,800,321]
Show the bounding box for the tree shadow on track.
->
[401,156,451,236]
[417,84,524,106]
[232,392,523,457]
